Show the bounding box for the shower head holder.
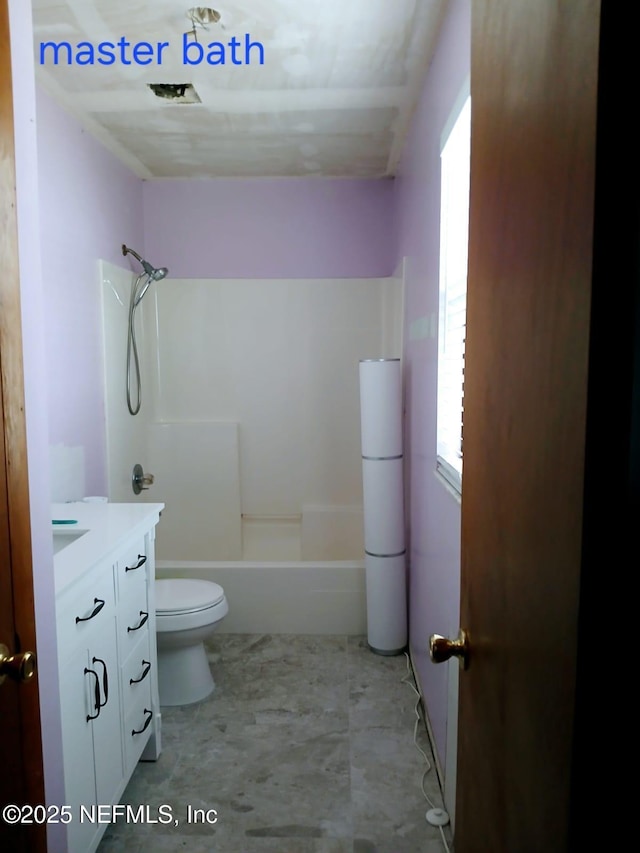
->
[122,244,169,281]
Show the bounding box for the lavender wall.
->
[36,89,144,495]
[143,178,395,279]
[37,128,393,495]
[394,0,471,767]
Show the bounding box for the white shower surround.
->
[100,261,402,633]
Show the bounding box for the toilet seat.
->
[156,578,225,615]
[155,578,229,634]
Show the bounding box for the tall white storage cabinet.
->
[54,503,163,853]
[359,359,407,654]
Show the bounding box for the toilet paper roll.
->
[359,359,402,459]
[365,552,407,653]
[361,458,405,556]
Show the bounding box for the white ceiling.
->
[32,0,448,179]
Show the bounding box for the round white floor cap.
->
[426,808,450,826]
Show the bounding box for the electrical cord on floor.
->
[401,653,452,853]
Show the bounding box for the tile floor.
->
[99,635,453,853]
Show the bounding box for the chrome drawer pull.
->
[127,611,149,633]
[75,598,105,624]
[129,660,151,685]
[132,708,153,736]
[125,555,147,572]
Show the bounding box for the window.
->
[436,93,471,494]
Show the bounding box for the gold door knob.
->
[0,643,37,686]
[429,629,470,670]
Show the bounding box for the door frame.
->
[0,0,46,849]
[569,1,639,841]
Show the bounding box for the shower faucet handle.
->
[132,463,154,495]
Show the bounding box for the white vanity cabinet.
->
[54,505,163,853]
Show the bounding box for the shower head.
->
[122,244,169,283]
[150,266,169,281]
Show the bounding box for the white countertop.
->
[52,501,164,595]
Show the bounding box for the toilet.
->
[155,578,229,706]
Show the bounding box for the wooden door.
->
[0,1,46,850]
[454,1,632,850]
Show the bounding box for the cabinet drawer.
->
[115,538,148,595]
[122,634,152,718]
[119,587,151,659]
[124,691,155,775]
[57,572,116,664]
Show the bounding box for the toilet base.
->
[157,642,215,706]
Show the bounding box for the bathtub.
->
[155,559,366,634]
[153,510,367,633]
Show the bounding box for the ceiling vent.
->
[187,7,221,27]
[148,83,201,104]
[185,7,224,39]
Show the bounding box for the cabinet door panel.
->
[59,648,99,853]
[90,615,124,806]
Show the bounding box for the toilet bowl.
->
[155,578,229,706]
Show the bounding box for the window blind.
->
[436,96,471,493]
